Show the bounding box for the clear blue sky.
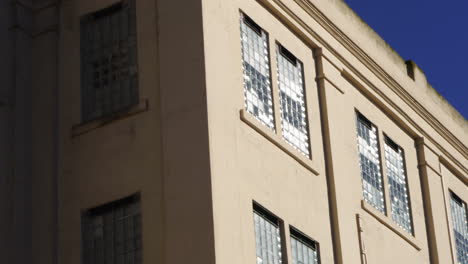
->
[344,0,468,120]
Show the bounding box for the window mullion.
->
[378,129,391,216]
[269,39,282,134]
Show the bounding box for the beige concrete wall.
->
[200,0,467,263]
[324,71,429,263]
[202,0,334,263]
[59,0,164,262]
[49,0,466,263]
[58,0,215,263]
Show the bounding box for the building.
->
[1,0,467,263]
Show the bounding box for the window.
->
[82,195,142,264]
[240,13,275,130]
[450,192,468,264]
[290,228,320,264]
[80,0,139,122]
[276,44,310,157]
[384,136,412,234]
[253,204,283,264]
[356,113,385,213]
[238,14,317,164]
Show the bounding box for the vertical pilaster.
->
[314,47,343,264]
[416,137,454,264]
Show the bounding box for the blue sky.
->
[344,0,468,120]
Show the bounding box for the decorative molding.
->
[321,53,343,72]
[343,69,468,178]
[315,74,344,94]
[418,163,442,178]
[256,0,467,176]
[294,0,466,158]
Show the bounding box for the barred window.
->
[290,228,319,264]
[384,136,412,233]
[240,13,275,130]
[253,205,283,264]
[356,113,385,213]
[450,192,468,264]
[82,195,142,264]
[80,0,139,122]
[276,45,310,157]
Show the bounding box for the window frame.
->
[275,42,311,158]
[355,111,418,239]
[240,12,276,131]
[81,194,142,264]
[449,191,468,264]
[289,227,321,264]
[238,12,318,174]
[355,111,387,214]
[383,134,414,235]
[252,202,287,264]
[79,0,140,123]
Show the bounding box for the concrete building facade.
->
[1,0,467,264]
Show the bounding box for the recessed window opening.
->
[239,12,275,130]
[355,112,385,213]
[290,227,320,264]
[253,203,283,264]
[82,194,142,264]
[277,43,310,157]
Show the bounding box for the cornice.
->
[342,69,468,177]
[258,0,467,175]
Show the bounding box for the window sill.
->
[361,200,421,251]
[71,99,149,138]
[240,109,319,175]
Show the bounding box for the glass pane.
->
[450,194,468,264]
[240,14,275,130]
[290,233,319,264]
[253,210,282,264]
[356,114,385,213]
[82,197,142,264]
[80,0,139,122]
[276,45,310,157]
[384,138,412,233]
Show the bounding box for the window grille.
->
[240,14,275,130]
[82,195,142,264]
[384,136,412,233]
[253,205,283,264]
[276,45,310,157]
[356,113,385,213]
[80,0,139,122]
[290,229,319,264]
[450,192,468,264]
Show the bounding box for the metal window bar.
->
[253,207,282,264]
[80,0,139,122]
[290,229,319,264]
[356,113,385,213]
[82,196,142,264]
[276,44,310,157]
[384,137,413,234]
[450,193,468,264]
[240,13,275,130]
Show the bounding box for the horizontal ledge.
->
[240,109,319,175]
[417,162,442,178]
[71,99,149,138]
[316,75,344,94]
[361,200,422,251]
